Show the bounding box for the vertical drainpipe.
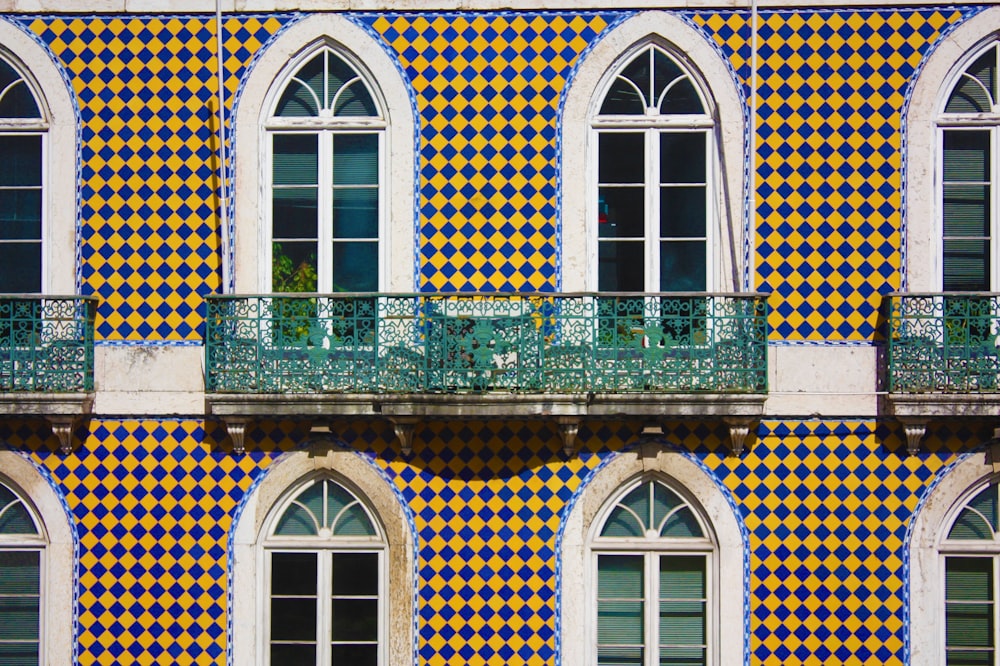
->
[749,0,759,292]
[216,0,232,293]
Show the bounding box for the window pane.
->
[950,486,998,539]
[659,78,703,115]
[331,502,376,536]
[333,80,377,117]
[0,190,41,240]
[944,184,989,237]
[0,596,39,642]
[944,131,990,183]
[599,187,645,239]
[0,487,38,535]
[599,241,644,292]
[275,54,323,117]
[946,557,994,656]
[598,645,644,666]
[598,555,644,651]
[271,643,317,665]
[333,134,378,186]
[274,134,318,185]
[0,136,40,187]
[600,79,645,115]
[659,646,706,666]
[660,241,706,291]
[660,133,705,184]
[0,60,39,119]
[271,597,317,641]
[946,49,996,113]
[0,243,40,292]
[0,642,38,666]
[331,644,378,666]
[271,241,317,293]
[272,552,318,596]
[599,554,644,598]
[0,551,39,595]
[331,599,378,641]
[332,241,378,292]
[660,508,702,538]
[599,133,645,184]
[332,188,378,239]
[660,186,706,238]
[332,553,378,595]
[273,188,319,240]
[943,239,989,292]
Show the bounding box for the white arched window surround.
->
[233,15,416,293]
[229,441,415,666]
[560,11,746,293]
[908,449,1000,663]
[904,7,1000,291]
[0,449,75,665]
[559,442,745,666]
[0,20,76,294]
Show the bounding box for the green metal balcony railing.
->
[0,296,96,392]
[888,293,1000,393]
[206,293,768,395]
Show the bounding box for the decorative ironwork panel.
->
[0,296,96,392]
[206,293,768,394]
[888,293,1000,392]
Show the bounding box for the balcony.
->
[886,292,1000,451]
[0,295,96,451]
[205,293,768,454]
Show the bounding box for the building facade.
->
[0,1,998,664]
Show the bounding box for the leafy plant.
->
[271,243,318,342]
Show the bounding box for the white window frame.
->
[560,11,745,294]
[261,45,388,293]
[0,451,74,666]
[233,15,416,295]
[590,477,717,665]
[560,442,744,666]
[229,441,415,666]
[260,475,387,666]
[0,21,76,296]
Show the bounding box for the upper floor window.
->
[939,42,1000,291]
[265,46,384,293]
[592,477,715,666]
[0,56,44,294]
[263,475,384,666]
[0,478,45,664]
[593,44,712,293]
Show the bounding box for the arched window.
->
[593,44,713,293]
[264,45,384,293]
[262,475,385,666]
[0,55,45,294]
[938,42,1000,291]
[939,478,1000,663]
[592,477,715,666]
[0,478,44,664]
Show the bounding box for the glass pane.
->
[947,557,994,603]
[659,602,706,653]
[599,554,644,597]
[0,60,39,119]
[602,506,646,538]
[946,49,996,113]
[599,241,644,291]
[271,597,317,641]
[271,242,317,294]
[331,644,378,666]
[332,189,378,239]
[660,556,706,598]
[950,486,998,539]
[332,241,378,292]
[944,184,989,237]
[659,646,706,666]
[0,190,40,240]
[0,596,39,641]
[331,599,378,641]
[660,508,703,538]
[0,552,39,595]
[331,502,376,536]
[600,79,645,115]
[273,134,318,185]
[943,239,989,292]
[275,54,322,117]
[660,241,706,291]
[660,133,705,184]
[615,484,650,532]
[660,187,706,238]
[598,187,645,238]
[598,645,643,666]
[272,552,318,596]
[0,487,37,535]
[333,134,378,186]
[272,188,318,239]
[944,131,990,182]
[333,80,377,117]
[0,243,40,292]
[0,136,40,187]
[599,133,645,184]
[652,50,682,105]
[660,78,703,115]
[652,483,683,532]
[598,600,644,643]
[332,553,378,595]
[270,643,317,665]
[274,486,323,535]
[0,642,39,666]
[946,557,994,657]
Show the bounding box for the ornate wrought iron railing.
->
[887,292,1000,393]
[0,296,96,392]
[205,293,768,394]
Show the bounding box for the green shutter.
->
[659,556,707,666]
[598,554,645,666]
[946,557,995,666]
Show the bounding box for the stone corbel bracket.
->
[47,416,77,455]
[899,419,927,456]
[219,417,250,455]
[557,418,581,457]
[725,419,755,457]
[389,418,418,456]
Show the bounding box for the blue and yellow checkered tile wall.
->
[1,417,982,664]
[14,9,973,342]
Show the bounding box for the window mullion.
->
[647,552,657,666]
[318,131,333,293]
[318,550,331,666]
[992,127,998,291]
[648,128,659,293]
